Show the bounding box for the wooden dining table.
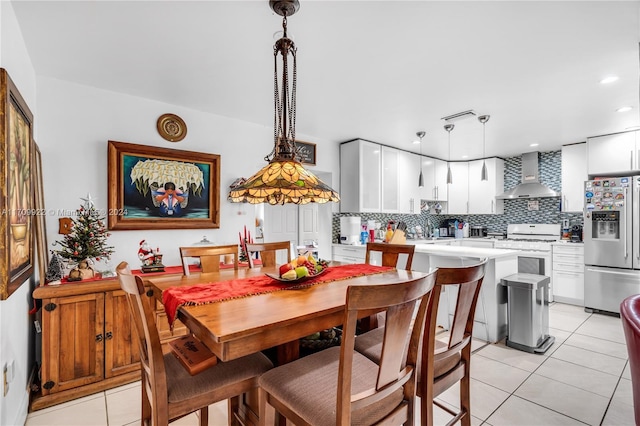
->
[144,264,431,364]
[143,264,431,425]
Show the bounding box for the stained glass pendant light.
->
[228,0,340,205]
[479,115,490,181]
[444,124,454,184]
[417,131,425,187]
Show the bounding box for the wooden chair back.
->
[365,242,415,270]
[245,241,291,268]
[179,244,239,275]
[418,259,487,426]
[338,272,437,424]
[115,261,170,423]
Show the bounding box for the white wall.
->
[36,76,340,269]
[0,1,37,425]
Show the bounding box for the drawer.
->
[332,245,366,259]
[553,253,584,264]
[553,260,584,273]
[553,244,584,256]
[332,255,363,264]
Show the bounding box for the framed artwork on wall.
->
[107,140,221,230]
[295,140,316,165]
[33,142,48,284]
[0,68,35,299]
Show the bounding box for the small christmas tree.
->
[53,199,114,265]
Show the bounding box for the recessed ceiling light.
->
[617,106,633,113]
[530,143,539,147]
[600,75,619,84]
[412,140,421,144]
[461,155,469,159]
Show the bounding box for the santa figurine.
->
[138,240,155,266]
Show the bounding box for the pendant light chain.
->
[479,115,490,181]
[417,131,425,187]
[445,124,454,184]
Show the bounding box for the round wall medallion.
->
[157,113,187,142]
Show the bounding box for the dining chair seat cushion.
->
[354,328,461,379]
[165,351,273,403]
[258,346,404,426]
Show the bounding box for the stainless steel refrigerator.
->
[584,176,640,314]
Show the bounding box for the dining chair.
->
[362,242,416,330]
[354,260,487,426]
[115,262,273,426]
[365,241,415,270]
[258,271,437,426]
[621,294,640,426]
[179,244,239,275]
[245,241,291,268]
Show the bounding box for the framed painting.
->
[295,140,316,165]
[33,142,48,284]
[107,141,221,230]
[0,68,35,299]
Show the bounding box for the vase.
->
[10,223,27,241]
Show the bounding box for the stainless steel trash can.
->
[501,273,555,354]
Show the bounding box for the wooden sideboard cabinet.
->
[31,275,187,411]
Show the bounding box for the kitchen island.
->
[411,244,519,343]
[332,241,519,342]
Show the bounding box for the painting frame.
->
[295,140,316,165]
[107,140,221,230]
[33,142,48,284]
[0,68,35,299]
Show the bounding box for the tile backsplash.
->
[332,150,583,242]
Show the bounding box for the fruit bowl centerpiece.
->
[265,255,330,283]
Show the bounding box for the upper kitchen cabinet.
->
[340,140,402,213]
[468,158,504,214]
[398,150,421,214]
[587,130,640,176]
[447,158,504,215]
[446,162,469,214]
[561,143,587,212]
[420,157,448,202]
[340,140,381,212]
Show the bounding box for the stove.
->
[494,224,561,301]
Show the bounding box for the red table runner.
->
[162,264,394,327]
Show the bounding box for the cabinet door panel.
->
[42,293,104,394]
[360,142,381,211]
[562,143,587,212]
[381,146,399,212]
[587,131,637,175]
[446,162,469,214]
[104,290,140,378]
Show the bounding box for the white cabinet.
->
[561,143,587,212]
[340,140,403,213]
[420,157,448,202]
[340,140,380,212]
[552,244,584,305]
[446,162,469,214]
[587,131,640,176]
[398,150,420,214]
[381,146,400,212]
[467,158,504,214]
[447,159,504,215]
[332,245,366,264]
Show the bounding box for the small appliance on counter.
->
[470,226,488,238]
[561,219,571,240]
[339,216,361,245]
[570,224,583,242]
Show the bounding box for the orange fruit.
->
[296,255,307,266]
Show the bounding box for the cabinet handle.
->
[556,271,581,277]
[96,334,103,342]
[105,332,113,340]
[632,150,634,170]
[466,201,469,214]
[491,200,494,213]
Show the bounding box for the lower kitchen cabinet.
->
[332,244,366,264]
[31,276,187,410]
[552,243,584,305]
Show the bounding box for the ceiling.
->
[10,0,640,161]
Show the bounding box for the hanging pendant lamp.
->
[228,0,340,205]
[417,131,425,187]
[479,115,490,181]
[444,124,454,184]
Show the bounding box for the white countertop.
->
[413,244,519,260]
[551,241,584,246]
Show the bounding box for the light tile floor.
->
[25,303,635,425]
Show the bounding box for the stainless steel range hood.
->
[497,151,561,199]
